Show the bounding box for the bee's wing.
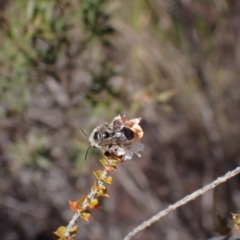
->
[99,136,133,147]
[98,137,118,146]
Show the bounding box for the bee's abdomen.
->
[121,127,134,140]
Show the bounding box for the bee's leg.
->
[120,143,131,149]
[118,144,126,148]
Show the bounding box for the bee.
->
[88,117,135,154]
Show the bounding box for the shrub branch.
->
[123,166,240,240]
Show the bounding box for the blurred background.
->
[0,0,240,239]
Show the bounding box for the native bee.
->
[88,117,135,153]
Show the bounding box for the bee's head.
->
[80,128,103,160]
[93,130,110,141]
[88,127,101,147]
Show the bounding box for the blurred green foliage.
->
[10,131,52,170]
[0,0,126,171]
[82,0,115,36]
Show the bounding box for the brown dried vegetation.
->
[0,0,240,240]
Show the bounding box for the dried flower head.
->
[89,115,144,160]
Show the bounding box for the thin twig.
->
[64,171,109,239]
[123,166,240,240]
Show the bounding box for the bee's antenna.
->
[81,128,88,137]
[81,129,90,160]
[85,145,91,161]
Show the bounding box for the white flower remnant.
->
[116,141,145,161]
